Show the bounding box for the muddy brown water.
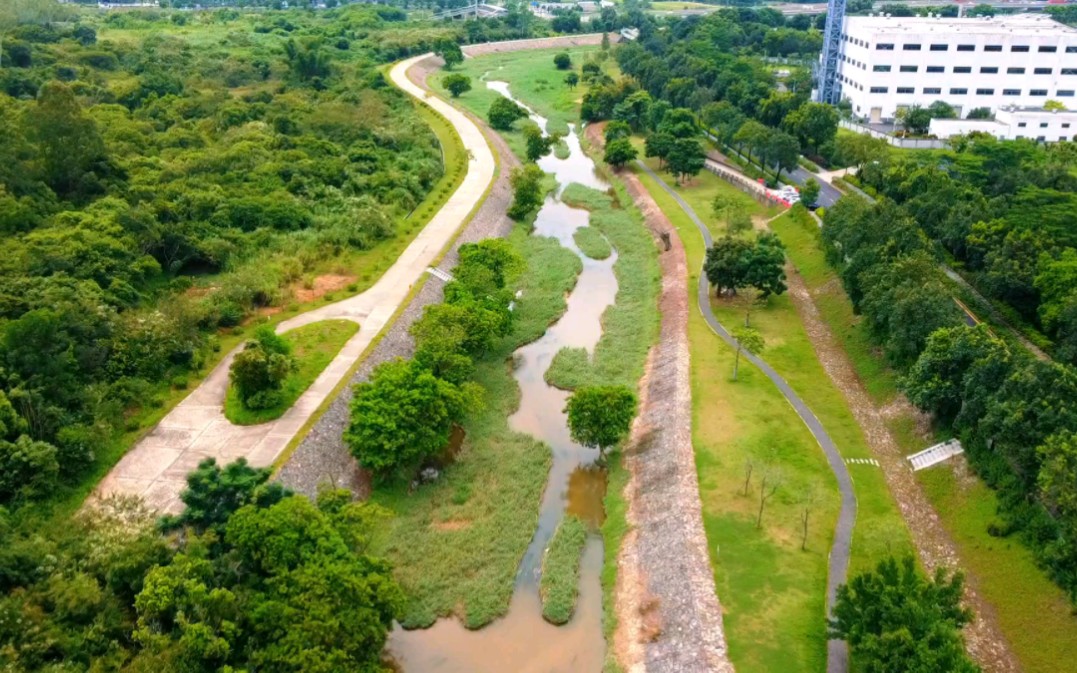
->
[387,83,617,673]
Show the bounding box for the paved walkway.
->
[636,159,856,673]
[93,53,497,513]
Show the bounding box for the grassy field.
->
[223,320,359,425]
[770,207,1077,673]
[573,226,612,260]
[631,164,913,673]
[370,224,582,629]
[541,516,589,625]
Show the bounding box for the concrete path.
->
[636,159,856,673]
[93,53,497,514]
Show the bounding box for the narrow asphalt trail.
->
[635,160,856,673]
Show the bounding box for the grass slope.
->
[769,206,1077,673]
[224,320,359,425]
[541,516,589,625]
[632,164,912,673]
[370,225,582,629]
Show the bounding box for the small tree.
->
[508,163,546,220]
[564,385,637,458]
[762,130,800,183]
[564,72,580,88]
[705,236,752,296]
[800,178,820,207]
[442,73,472,98]
[644,131,675,169]
[731,326,764,382]
[553,52,572,70]
[727,211,753,236]
[488,96,528,131]
[604,120,631,144]
[667,137,706,184]
[756,464,782,528]
[601,32,610,51]
[603,138,638,169]
[799,484,820,551]
[436,39,463,70]
[523,123,556,162]
[230,326,296,410]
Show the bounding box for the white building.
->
[929,105,1077,141]
[836,14,1077,122]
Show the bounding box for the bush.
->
[229,326,295,410]
[553,52,572,70]
[487,96,528,131]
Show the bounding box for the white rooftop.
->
[846,14,1077,37]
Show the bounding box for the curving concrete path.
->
[635,160,857,673]
[93,53,496,514]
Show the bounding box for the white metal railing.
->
[906,439,964,471]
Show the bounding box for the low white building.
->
[929,106,1077,141]
[836,14,1077,122]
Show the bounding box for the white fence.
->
[839,120,948,150]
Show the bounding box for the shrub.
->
[229,326,295,410]
[553,52,572,70]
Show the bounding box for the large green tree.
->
[564,385,637,457]
[830,556,980,673]
[346,358,476,476]
[27,82,107,199]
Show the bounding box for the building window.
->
[1012,45,1030,52]
[870,86,888,93]
[950,88,968,95]
[1061,136,1068,141]
[957,44,975,51]
[1064,123,1071,128]
[1018,122,1027,128]
[873,65,891,72]
[1008,67,1026,74]
[930,44,948,51]
[923,87,942,94]
[976,88,995,95]
[1003,89,1021,96]
[903,43,922,51]
[984,45,1003,52]
[954,66,972,73]
[1031,89,1048,96]
[1035,68,1053,75]
[1040,122,1049,128]
[1040,46,1058,53]
[927,65,945,73]
[900,65,918,73]
[877,43,894,50]
[1062,68,1077,75]
[897,87,914,94]
[980,67,998,74]
[1059,91,1076,97]
[1068,46,1077,53]
[1038,136,1046,142]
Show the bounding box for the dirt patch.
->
[293,274,356,303]
[431,519,472,532]
[781,263,1022,673]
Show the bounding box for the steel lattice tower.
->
[816,0,847,105]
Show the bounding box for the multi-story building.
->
[836,14,1077,122]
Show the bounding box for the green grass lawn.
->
[770,206,1077,673]
[224,320,359,425]
[541,516,589,625]
[369,225,582,629]
[632,166,913,673]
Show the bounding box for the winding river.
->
[387,82,616,673]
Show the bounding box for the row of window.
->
[865,85,1074,97]
[1016,122,1070,128]
[871,42,1075,53]
[871,65,1077,75]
